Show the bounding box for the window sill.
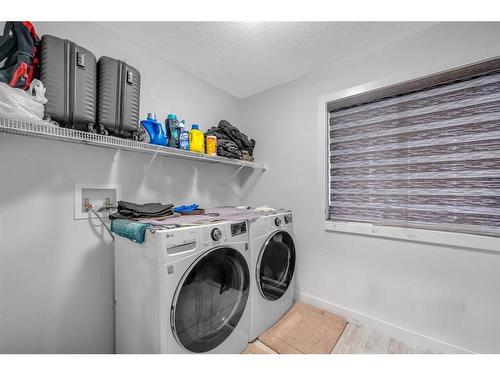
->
[324,221,499,253]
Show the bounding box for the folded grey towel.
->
[110,201,174,220]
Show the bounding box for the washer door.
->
[171,247,250,353]
[257,231,296,301]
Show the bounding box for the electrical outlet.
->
[75,183,120,220]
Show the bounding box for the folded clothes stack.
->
[205,120,255,161]
[110,201,175,220]
[217,139,242,159]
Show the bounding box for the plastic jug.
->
[140,113,167,146]
[189,124,204,153]
[179,120,189,150]
[166,113,180,148]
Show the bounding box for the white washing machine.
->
[114,220,251,353]
[248,211,296,341]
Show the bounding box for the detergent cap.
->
[147,112,157,121]
[191,124,199,130]
[167,113,177,120]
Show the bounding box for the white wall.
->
[240,22,500,353]
[0,22,257,353]
[2,21,500,354]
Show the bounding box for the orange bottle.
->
[206,135,217,156]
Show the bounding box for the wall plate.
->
[74,183,121,220]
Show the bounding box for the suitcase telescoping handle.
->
[76,52,85,68]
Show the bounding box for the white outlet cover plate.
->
[74,183,121,220]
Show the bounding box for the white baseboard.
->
[294,289,476,354]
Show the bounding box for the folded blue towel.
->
[111,219,150,244]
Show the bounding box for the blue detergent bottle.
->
[140,113,167,146]
[166,113,180,148]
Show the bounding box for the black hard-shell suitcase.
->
[97,56,141,139]
[39,34,97,132]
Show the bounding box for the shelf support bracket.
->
[220,165,245,187]
[144,149,159,174]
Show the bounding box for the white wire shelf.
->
[0,115,266,170]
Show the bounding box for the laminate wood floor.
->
[330,323,433,354]
[247,323,433,354]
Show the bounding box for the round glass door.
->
[172,247,250,353]
[257,231,296,301]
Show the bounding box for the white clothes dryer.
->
[248,211,296,341]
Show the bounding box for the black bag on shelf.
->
[39,34,97,132]
[206,120,256,156]
[97,56,141,140]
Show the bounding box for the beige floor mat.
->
[242,341,278,354]
[258,302,347,354]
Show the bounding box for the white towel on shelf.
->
[255,205,276,213]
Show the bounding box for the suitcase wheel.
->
[44,116,61,127]
[95,125,108,136]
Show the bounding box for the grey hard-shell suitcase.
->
[97,56,141,139]
[39,34,97,132]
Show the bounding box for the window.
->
[327,59,500,237]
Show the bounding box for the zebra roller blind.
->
[328,68,500,237]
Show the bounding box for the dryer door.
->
[257,231,296,301]
[171,247,250,353]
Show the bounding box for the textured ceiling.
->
[97,22,436,98]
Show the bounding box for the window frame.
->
[322,56,500,253]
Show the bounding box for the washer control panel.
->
[231,221,247,237]
[211,228,222,241]
[274,217,282,227]
[284,213,293,224]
